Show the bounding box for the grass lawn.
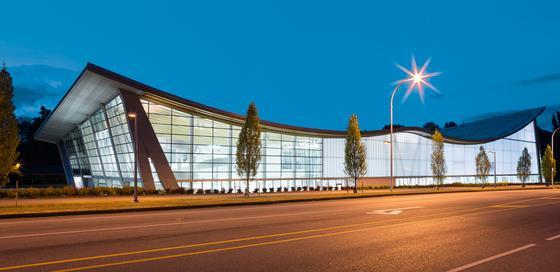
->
[0,185,550,218]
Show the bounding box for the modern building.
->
[35,63,544,190]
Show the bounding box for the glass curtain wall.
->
[62,94,539,189]
[62,95,134,188]
[323,122,540,186]
[141,99,323,191]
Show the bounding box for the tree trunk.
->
[353,178,358,193]
[245,177,250,198]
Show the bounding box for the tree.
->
[423,121,441,132]
[444,121,458,128]
[0,64,20,186]
[344,114,367,193]
[235,102,262,197]
[541,144,556,185]
[517,147,532,187]
[431,130,447,189]
[475,146,491,188]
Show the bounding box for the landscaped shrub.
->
[204,189,212,194]
[185,189,195,194]
[302,186,308,191]
[143,188,160,195]
[237,189,243,194]
[277,187,282,192]
[253,188,259,193]
[283,187,289,192]
[262,188,268,193]
[269,187,275,192]
[227,188,234,194]
[290,187,296,191]
[296,187,302,191]
[196,189,204,194]
[212,189,219,194]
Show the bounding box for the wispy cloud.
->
[516,73,560,86]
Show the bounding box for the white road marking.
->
[446,244,536,272]
[366,206,423,215]
[0,207,364,240]
[545,234,560,241]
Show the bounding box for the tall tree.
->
[431,130,447,189]
[517,147,532,187]
[0,64,20,186]
[475,146,491,188]
[423,121,441,132]
[235,102,262,197]
[541,144,556,185]
[344,114,367,193]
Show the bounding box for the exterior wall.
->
[141,99,324,192]
[62,95,136,188]
[324,122,540,186]
[59,93,541,190]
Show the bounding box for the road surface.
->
[0,189,559,272]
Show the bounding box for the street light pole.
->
[389,56,441,192]
[488,151,497,187]
[552,127,560,187]
[389,82,403,193]
[13,163,21,208]
[128,112,139,203]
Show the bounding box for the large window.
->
[142,99,323,190]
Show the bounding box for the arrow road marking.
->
[366,206,423,215]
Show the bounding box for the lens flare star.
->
[394,56,441,103]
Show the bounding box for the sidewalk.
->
[0,185,551,219]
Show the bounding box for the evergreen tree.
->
[475,146,491,188]
[517,147,532,187]
[541,145,556,185]
[0,64,20,186]
[235,102,262,197]
[431,130,447,189]
[344,114,367,193]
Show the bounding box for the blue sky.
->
[2,0,560,130]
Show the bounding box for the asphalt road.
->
[0,189,559,272]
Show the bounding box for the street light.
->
[390,56,441,192]
[552,127,560,187]
[128,112,139,203]
[13,163,21,208]
[487,150,497,187]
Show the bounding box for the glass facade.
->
[61,94,541,190]
[63,96,135,188]
[141,99,323,191]
[324,122,540,186]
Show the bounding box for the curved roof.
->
[440,107,544,142]
[35,63,544,145]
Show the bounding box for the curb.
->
[0,187,550,219]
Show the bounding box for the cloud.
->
[7,64,77,117]
[516,73,560,86]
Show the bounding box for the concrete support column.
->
[120,89,178,190]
